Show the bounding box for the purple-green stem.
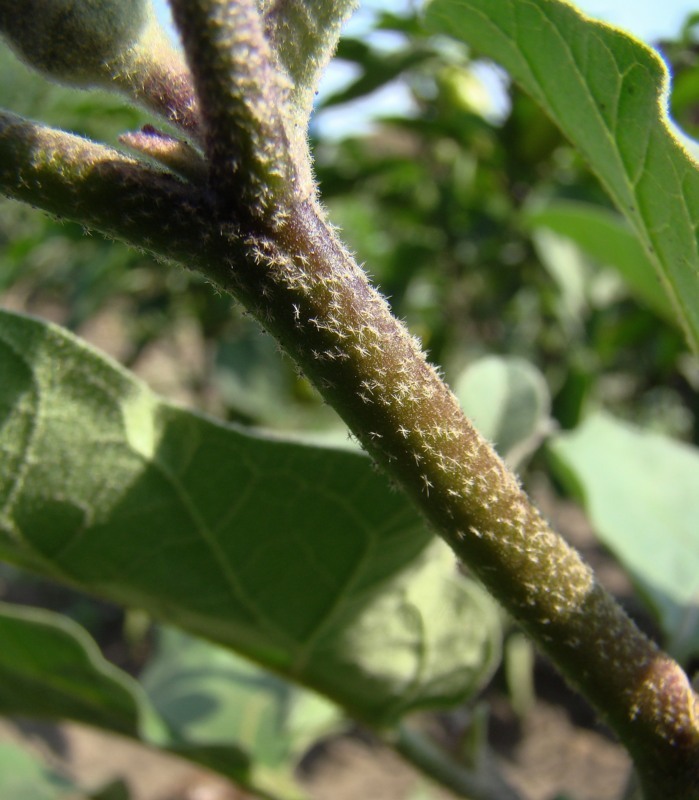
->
[0,0,697,795]
[1,109,696,798]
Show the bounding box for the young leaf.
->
[0,309,500,727]
[261,0,359,125]
[425,0,699,352]
[0,0,200,138]
[0,0,150,86]
[548,413,699,663]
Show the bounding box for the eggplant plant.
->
[0,1,697,798]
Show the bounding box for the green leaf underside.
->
[426,0,699,352]
[0,309,500,726]
[141,626,342,768]
[548,413,699,661]
[526,200,677,323]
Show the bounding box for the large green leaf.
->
[0,309,500,726]
[548,413,699,662]
[425,0,699,352]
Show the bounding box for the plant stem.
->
[169,0,298,217]
[230,198,699,798]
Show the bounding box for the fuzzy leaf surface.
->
[262,0,358,124]
[0,309,500,725]
[548,413,699,662]
[425,0,699,351]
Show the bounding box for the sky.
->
[573,0,695,41]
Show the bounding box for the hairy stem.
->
[236,198,699,798]
[1,110,696,797]
[3,0,699,791]
[259,0,359,202]
[169,0,299,217]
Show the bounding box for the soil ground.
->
[0,687,631,800]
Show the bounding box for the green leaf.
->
[526,200,676,323]
[141,626,342,770]
[320,38,431,109]
[0,735,130,800]
[530,227,589,326]
[262,0,359,125]
[548,413,699,662]
[0,309,500,726]
[0,0,150,87]
[406,785,444,800]
[425,0,699,352]
[453,356,551,468]
[0,601,157,739]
